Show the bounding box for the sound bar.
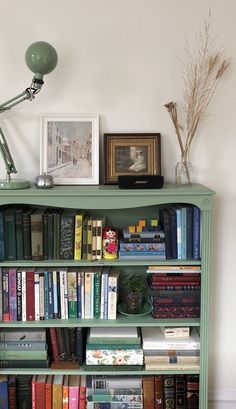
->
[118,175,164,189]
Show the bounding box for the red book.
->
[154,375,164,409]
[32,375,37,409]
[26,269,35,320]
[79,375,86,409]
[8,375,17,409]
[49,327,60,362]
[35,375,47,409]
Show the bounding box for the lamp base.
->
[0,179,31,189]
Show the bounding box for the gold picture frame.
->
[104,133,161,184]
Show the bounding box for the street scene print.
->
[47,121,92,179]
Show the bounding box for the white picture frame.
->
[40,115,99,185]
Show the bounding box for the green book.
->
[86,343,141,350]
[3,206,16,261]
[0,349,48,360]
[87,336,141,345]
[94,269,102,319]
[67,269,78,318]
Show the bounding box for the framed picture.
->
[40,115,99,185]
[104,133,161,184]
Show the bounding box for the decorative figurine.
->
[102,226,118,259]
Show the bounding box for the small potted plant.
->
[120,272,147,314]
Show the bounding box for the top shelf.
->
[0,183,214,211]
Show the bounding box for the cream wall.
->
[1,0,236,404]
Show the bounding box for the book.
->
[0,268,2,322]
[74,213,84,260]
[48,327,60,362]
[86,217,93,261]
[8,374,17,409]
[160,208,172,259]
[22,208,33,260]
[67,269,78,318]
[63,375,69,409]
[160,327,190,338]
[16,375,32,409]
[79,375,86,409]
[52,375,63,409]
[14,206,26,260]
[26,268,35,321]
[0,340,47,351]
[186,375,199,409]
[59,209,76,259]
[9,267,17,321]
[46,375,53,409]
[89,327,138,338]
[2,268,9,322]
[94,268,102,319]
[0,359,49,368]
[0,349,48,360]
[152,306,200,318]
[142,375,154,409]
[86,376,142,389]
[0,328,46,342]
[144,356,200,365]
[86,348,143,365]
[163,375,175,409]
[192,206,201,260]
[175,375,186,409]
[96,217,105,259]
[35,375,47,409]
[147,265,201,273]
[108,270,119,320]
[141,327,200,350]
[123,230,165,240]
[119,241,165,252]
[4,206,16,260]
[31,208,45,261]
[154,375,164,409]
[68,375,80,409]
[82,217,88,259]
[92,218,97,260]
[0,375,8,409]
[145,363,200,371]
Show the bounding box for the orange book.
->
[142,375,155,409]
[31,375,37,409]
[46,375,53,409]
[79,375,86,409]
[62,374,69,409]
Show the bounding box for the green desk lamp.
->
[0,41,58,189]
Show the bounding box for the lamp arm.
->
[0,127,17,179]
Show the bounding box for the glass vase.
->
[175,158,192,186]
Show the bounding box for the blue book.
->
[180,205,187,260]
[192,206,201,260]
[0,375,8,409]
[186,205,194,260]
[169,208,177,259]
[160,209,172,259]
[0,208,5,261]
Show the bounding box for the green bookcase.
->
[0,183,214,409]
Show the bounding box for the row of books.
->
[0,266,119,322]
[142,327,200,372]
[147,266,201,319]
[160,204,201,260]
[0,374,199,409]
[0,204,106,262]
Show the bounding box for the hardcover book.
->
[31,208,45,261]
[59,209,76,259]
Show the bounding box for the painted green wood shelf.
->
[0,183,214,409]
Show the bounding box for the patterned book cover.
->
[9,268,17,322]
[163,375,175,409]
[59,210,76,259]
[67,270,78,318]
[86,348,143,365]
[74,213,84,260]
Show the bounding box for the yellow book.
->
[52,375,63,409]
[74,214,84,260]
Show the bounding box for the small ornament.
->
[102,226,118,259]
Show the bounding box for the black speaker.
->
[118,175,164,189]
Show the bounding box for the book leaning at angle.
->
[142,327,200,350]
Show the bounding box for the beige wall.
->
[1,0,236,401]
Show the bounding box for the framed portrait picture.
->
[104,133,161,184]
[40,115,99,185]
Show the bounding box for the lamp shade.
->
[25,41,58,77]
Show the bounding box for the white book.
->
[142,327,200,350]
[84,272,91,319]
[21,270,26,321]
[81,270,85,319]
[145,363,200,371]
[89,327,138,338]
[90,271,94,319]
[59,270,66,319]
[52,270,58,318]
[161,327,190,338]
[34,272,40,321]
[63,270,68,320]
[108,270,119,320]
[90,376,142,389]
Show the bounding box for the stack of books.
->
[141,326,200,371]
[86,327,143,369]
[119,218,166,260]
[147,265,201,318]
[86,375,143,409]
[0,328,49,368]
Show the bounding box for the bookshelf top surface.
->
[0,183,214,210]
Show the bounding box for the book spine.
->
[8,374,17,409]
[9,268,17,321]
[31,211,44,261]
[67,271,78,318]
[60,270,66,319]
[186,375,199,409]
[87,218,93,261]
[175,375,186,409]
[49,327,60,362]
[48,270,54,319]
[94,271,101,319]
[141,376,155,409]
[81,271,85,319]
[74,214,84,260]
[84,272,91,319]
[108,271,118,320]
[3,269,10,322]
[92,218,97,260]
[59,212,75,259]
[43,211,48,260]
[4,207,16,260]
[90,272,95,319]
[186,206,193,260]
[39,272,45,320]
[154,375,164,409]
[0,268,2,322]
[0,209,5,261]
[96,218,104,260]
[163,375,175,409]
[77,271,82,319]
[47,211,54,260]
[15,208,24,260]
[22,210,32,260]
[53,270,59,318]
[82,218,88,259]
[43,271,49,321]
[46,375,53,409]
[26,270,35,321]
[192,206,201,260]
[103,268,109,320]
